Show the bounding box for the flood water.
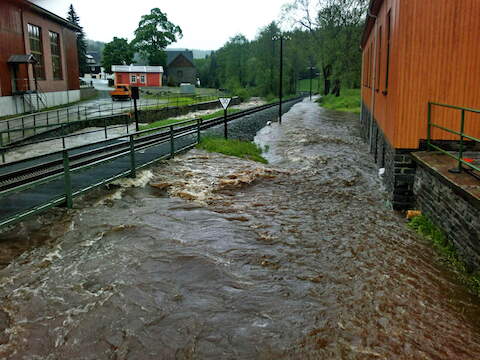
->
[1,99,480,359]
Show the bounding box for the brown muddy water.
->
[0,99,480,359]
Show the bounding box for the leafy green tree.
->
[67,5,88,76]
[132,8,183,66]
[101,37,135,73]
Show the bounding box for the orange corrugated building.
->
[361,0,480,209]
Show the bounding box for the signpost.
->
[219,97,232,139]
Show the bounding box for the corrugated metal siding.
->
[362,0,480,149]
[361,0,401,148]
[396,0,480,148]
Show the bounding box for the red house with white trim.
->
[112,65,163,87]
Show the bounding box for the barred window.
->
[49,31,63,80]
[28,24,45,80]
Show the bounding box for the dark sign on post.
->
[219,97,232,139]
[131,86,140,131]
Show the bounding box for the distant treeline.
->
[195,0,367,97]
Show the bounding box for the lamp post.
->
[273,34,290,124]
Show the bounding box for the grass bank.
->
[197,136,267,164]
[297,78,321,93]
[409,215,480,295]
[317,88,361,114]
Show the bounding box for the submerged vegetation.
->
[197,137,268,164]
[317,89,361,114]
[409,215,480,295]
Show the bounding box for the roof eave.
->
[361,0,384,48]
[27,1,81,32]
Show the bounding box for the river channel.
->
[0,99,480,359]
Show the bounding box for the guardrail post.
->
[61,124,66,149]
[457,109,466,172]
[170,125,175,158]
[129,135,136,178]
[62,149,73,209]
[21,118,25,137]
[7,122,11,144]
[66,108,69,123]
[197,119,201,144]
[427,102,432,150]
[57,109,60,124]
[104,117,108,139]
[0,135,5,164]
[33,114,36,135]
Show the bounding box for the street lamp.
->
[272,34,290,124]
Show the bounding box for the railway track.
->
[0,97,304,229]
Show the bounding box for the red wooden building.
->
[361,0,480,209]
[0,0,80,116]
[112,65,163,88]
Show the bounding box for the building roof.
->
[361,0,385,48]
[26,1,81,32]
[112,65,164,73]
[166,50,194,66]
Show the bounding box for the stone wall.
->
[360,102,416,210]
[80,87,97,100]
[414,161,480,269]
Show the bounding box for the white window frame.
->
[140,74,146,84]
[130,74,137,83]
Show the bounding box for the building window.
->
[49,31,63,80]
[385,10,392,94]
[28,24,45,80]
[131,74,137,83]
[140,74,146,84]
[177,70,183,78]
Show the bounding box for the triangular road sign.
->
[219,97,232,109]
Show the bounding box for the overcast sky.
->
[31,0,291,50]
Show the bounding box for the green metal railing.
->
[427,102,480,173]
[0,93,225,148]
[0,96,304,230]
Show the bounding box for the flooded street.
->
[1,99,480,359]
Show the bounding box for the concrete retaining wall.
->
[0,90,81,117]
[80,87,97,100]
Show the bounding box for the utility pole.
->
[273,34,290,124]
[279,35,284,123]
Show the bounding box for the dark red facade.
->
[0,0,80,97]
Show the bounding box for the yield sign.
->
[219,97,232,110]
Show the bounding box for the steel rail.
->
[0,96,303,230]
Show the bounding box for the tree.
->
[132,8,183,66]
[282,0,368,94]
[67,5,88,76]
[101,37,135,73]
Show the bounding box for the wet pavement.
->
[0,99,480,359]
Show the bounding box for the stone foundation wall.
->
[360,102,416,210]
[414,162,480,269]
